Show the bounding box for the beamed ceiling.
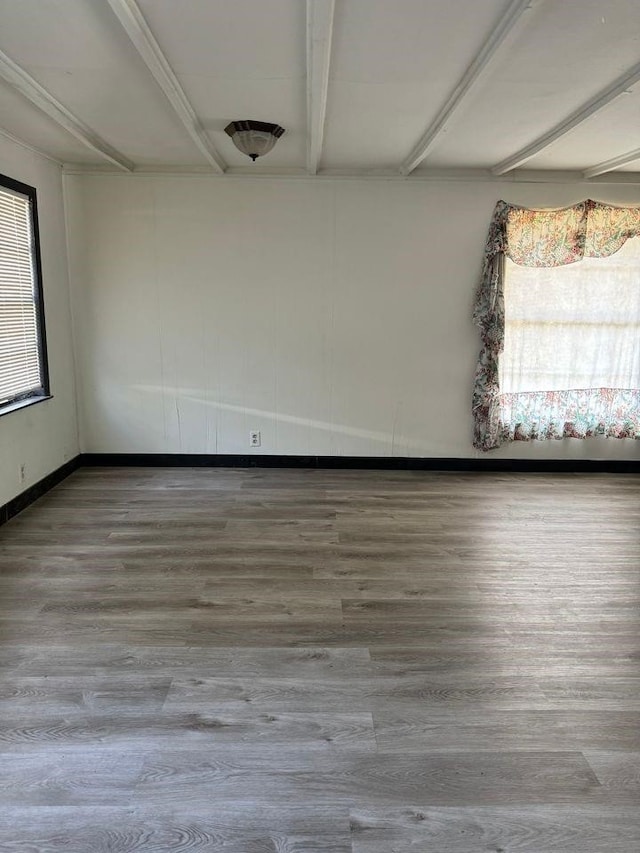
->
[1,0,640,180]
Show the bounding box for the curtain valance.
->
[505,200,640,266]
[473,200,640,451]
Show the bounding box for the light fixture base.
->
[224,120,285,162]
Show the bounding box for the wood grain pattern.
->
[0,466,638,850]
[349,805,640,852]
[161,674,549,713]
[582,751,640,804]
[0,711,376,754]
[133,749,602,807]
[0,806,352,853]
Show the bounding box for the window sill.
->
[0,395,53,419]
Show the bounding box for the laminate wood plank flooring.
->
[0,467,639,851]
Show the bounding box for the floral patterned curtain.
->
[473,200,640,450]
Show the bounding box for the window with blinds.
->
[0,174,49,412]
[501,238,640,394]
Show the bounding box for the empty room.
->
[0,0,639,850]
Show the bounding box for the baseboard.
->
[80,453,640,473]
[0,455,82,527]
[2,452,638,527]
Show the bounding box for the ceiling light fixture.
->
[224,120,285,161]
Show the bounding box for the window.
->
[0,174,49,414]
[502,241,640,394]
[473,199,640,450]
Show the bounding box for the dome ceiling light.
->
[224,120,285,162]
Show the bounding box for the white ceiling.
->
[1,0,640,179]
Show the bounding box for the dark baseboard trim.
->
[80,453,640,474]
[0,455,82,527]
[2,452,638,527]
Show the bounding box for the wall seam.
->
[61,172,83,455]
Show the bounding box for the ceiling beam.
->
[106,0,226,173]
[306,0,335,175]
[399,0,540,176]
[61,164,640,185]
[584,146,640,179]
[492,61,640,175]
[0,48,133,171]
[0,125,63,165]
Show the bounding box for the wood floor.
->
[0,466,638,851]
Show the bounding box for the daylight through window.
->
[502,239,640,394]
[473,199,640,450]
[0,175,48,412]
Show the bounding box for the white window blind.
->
[0,184,44,406]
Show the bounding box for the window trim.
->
[0,172,50,416]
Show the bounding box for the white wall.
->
[67,173,640,460]
[0,137,78,505]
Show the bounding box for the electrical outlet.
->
[249,430,261,447]
[19,463,26,483]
